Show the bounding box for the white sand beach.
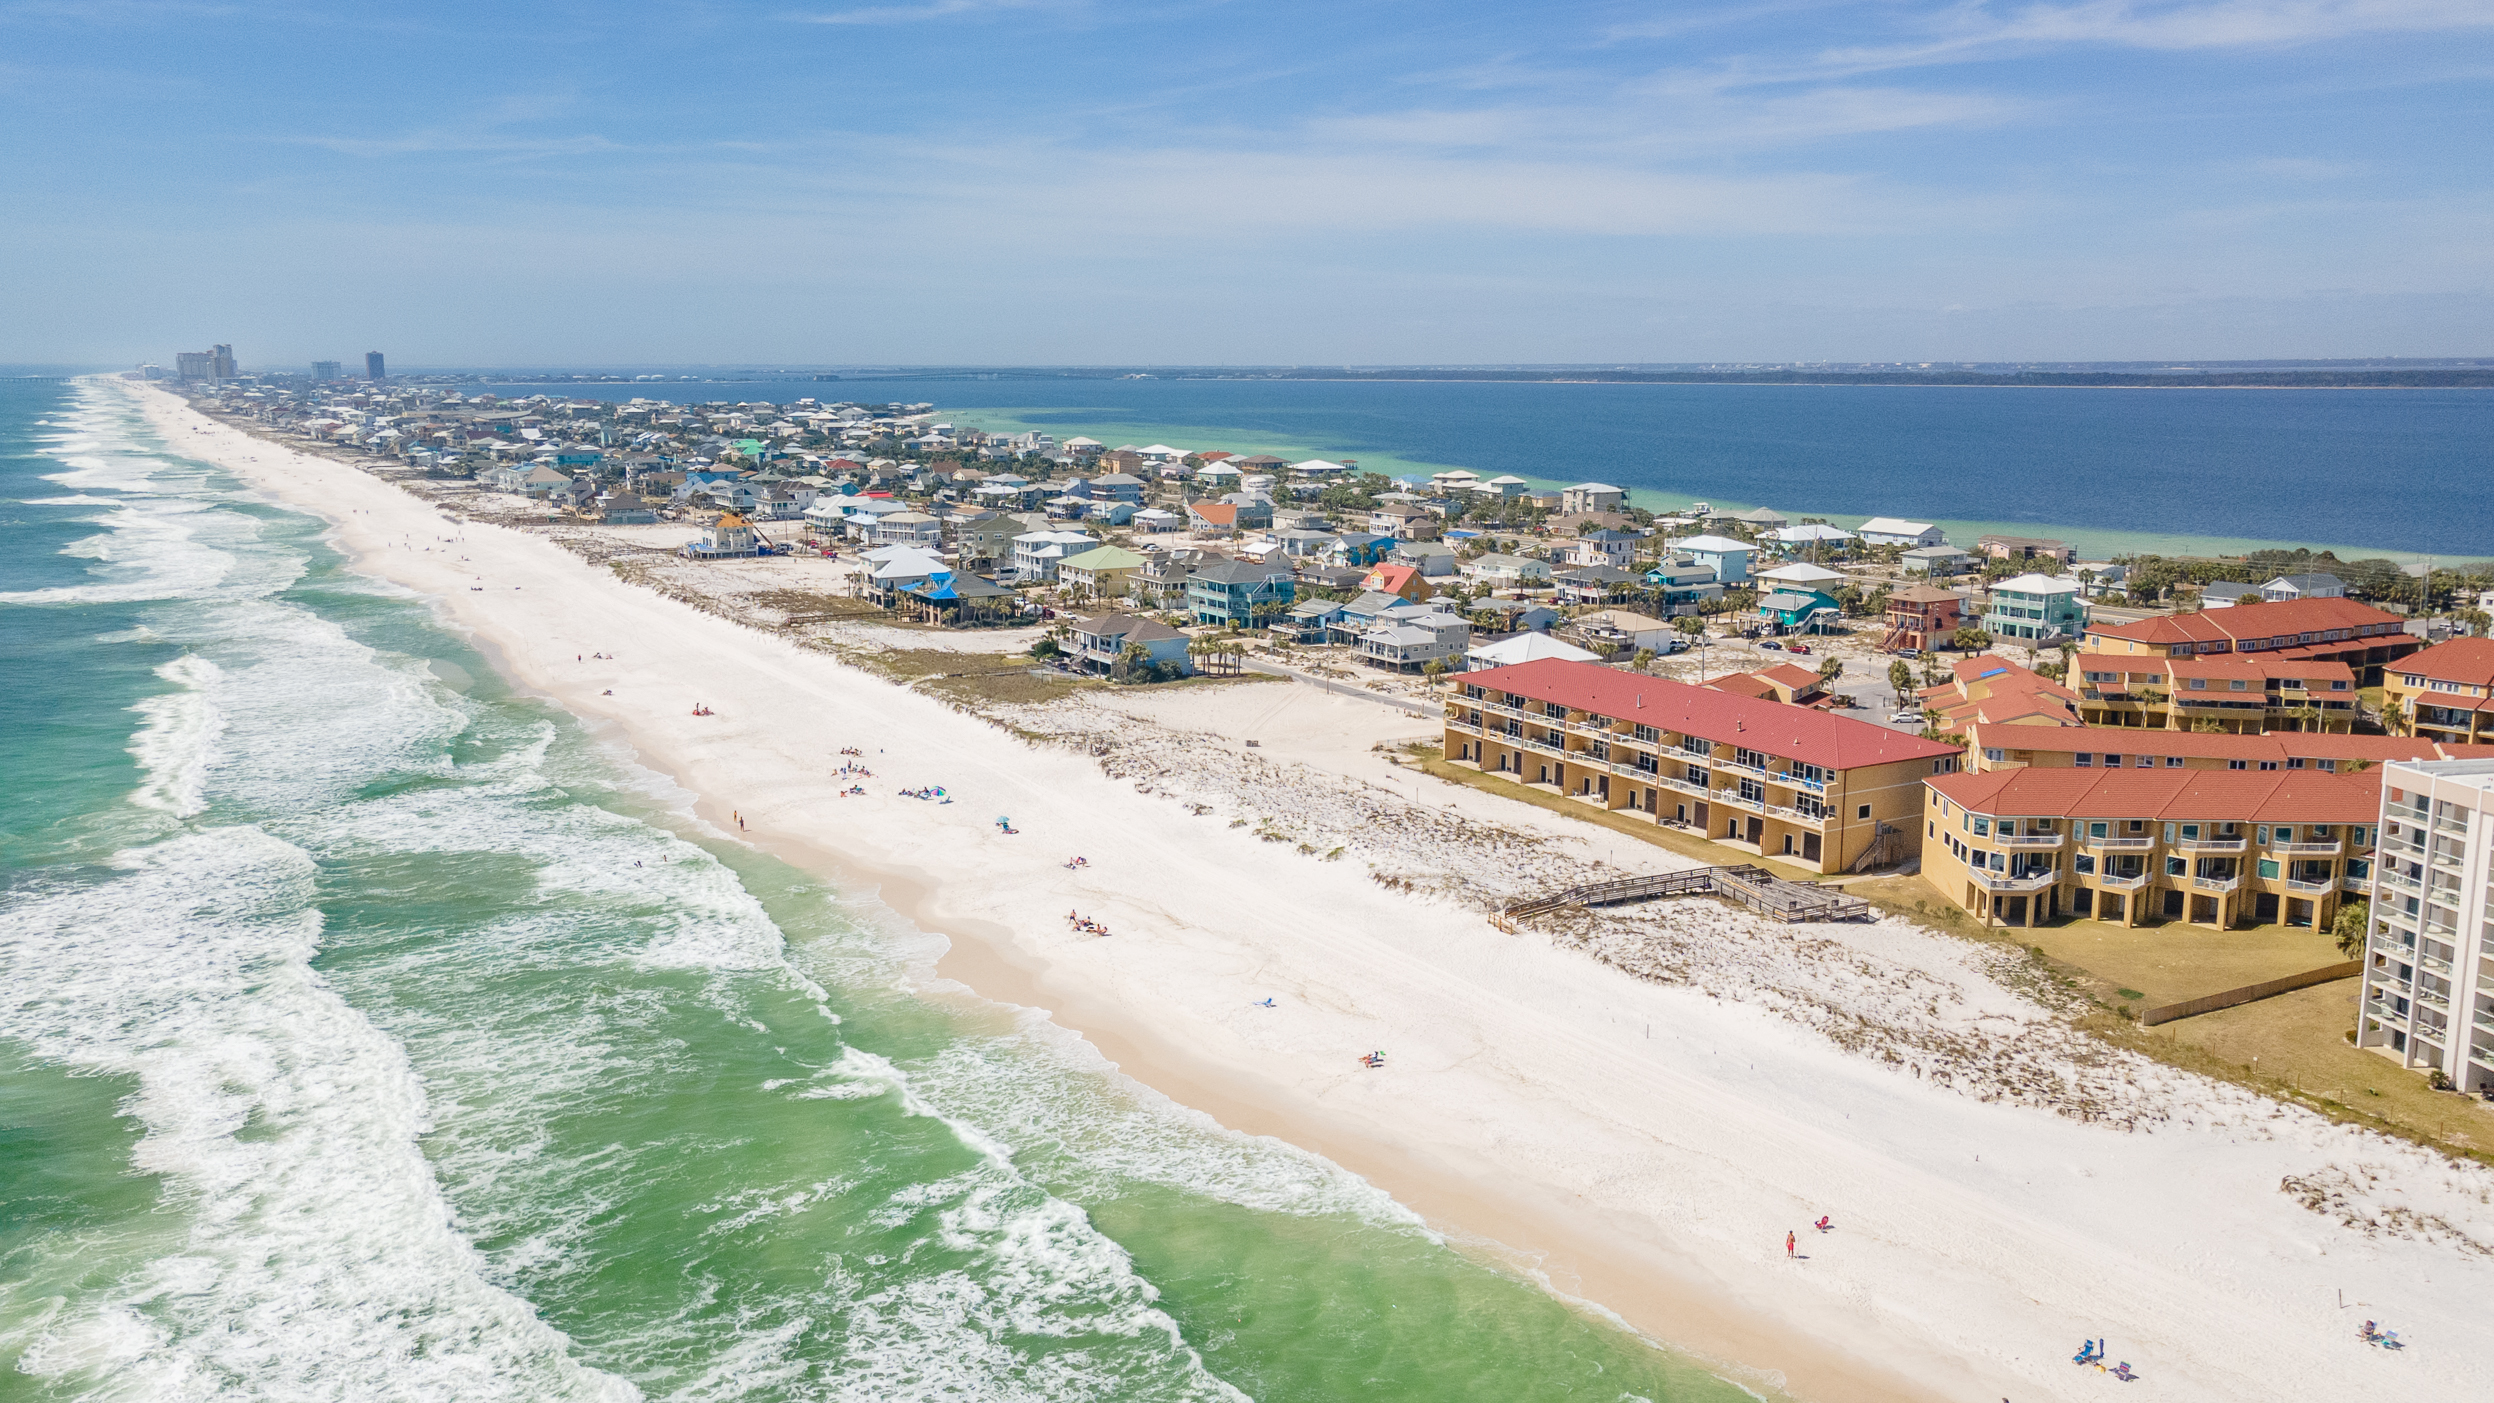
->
[144,381,2494,1402]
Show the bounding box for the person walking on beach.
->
[1785,1231,1796,1259]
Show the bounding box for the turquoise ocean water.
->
[0,378,1758,1400]
[501,375,2494,560]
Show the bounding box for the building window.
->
[2164,756,2184,768]
[1857,803,1873,820]
[2166,856,2187,876]
[2075,753,2093,767]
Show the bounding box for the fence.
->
[2138,960,2363,1027]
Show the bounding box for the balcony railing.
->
[2284,879,2333,895]
[2176,837,2247,853]
[1717,789,1767,815]
[2085,835,2155,850]
[2419,952,2451,976]
[1765,804,1830,829]
[1996,833,2065,849]
[2094,872,2148,889]
[2271,840,2343,855]
[1973,870,2058,893]
[2191,875,2241,893]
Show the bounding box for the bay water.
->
[0,378,1755,1400]
[494,374,2494,560]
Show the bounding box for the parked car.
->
[1890,710,1924,725]
[1895,648,1921,658]
[1758,640,1783,650]
[1785,642,1811,655]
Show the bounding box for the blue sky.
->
[3,0,2488,366]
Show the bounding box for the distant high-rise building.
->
[312,360,342,381]
[176,344,238,381]
[366,351,386,381]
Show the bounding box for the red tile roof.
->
[1966,724,2471,764]
[1756,662,1824,689]
[1468,659,1959,770]
[2395,637,2494,687]
[1928,765,2382,822]
[1705,673,1780,699]
[2085,597,2407,652]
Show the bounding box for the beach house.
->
[1445,660,1961,872]
[1668,534,1752,585]
[1010,530,1099,583]
[1919,765,2378,930]
[1976,535,2075,566]
[1187,559,1296,626]
[1464,629,1598,674]
[1882,586,1966,653]
[1982,574,2086,642]
[1561,483,1626,514]
[1358,607,1471,672]
[1360,562,1433,602]
[1056,545,1149,600]
[1461,553,1553,590]
[1068,614,1193,678]
[1565,529,1643,570]
[2385,638,2494,744]
[681,511,761,560]
[2261,573,2347,602]
[1901,544,1973,578]
[1857,518,1946,548]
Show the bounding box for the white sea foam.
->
[126,654,225,818]
[0,830,638,1403]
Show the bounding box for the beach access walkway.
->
[1493,865,1872,931]
[1240,657,1436,716]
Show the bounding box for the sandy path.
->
[142,384,2494,1403]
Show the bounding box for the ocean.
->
[0,377,1756,1401]
[489,375,2494,561]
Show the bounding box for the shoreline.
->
[136,380,2494,1403]
[138,385,1920,1401]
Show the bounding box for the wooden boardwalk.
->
[1493,864,1871,931]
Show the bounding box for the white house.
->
[2261,572,2347,601]
[1466,631,1600,671]
[1561,483,1625,514]
[1901,544,1973,577]
[1770,523,1856,549]
[1856,517,1946,548]
[1010,530,1099,583]
[1472,475,1533,499]
[1755,561,1849,592]
[1461,553,1553,588]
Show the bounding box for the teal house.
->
[1757,588,1841,632]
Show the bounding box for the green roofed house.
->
[1057,544,1149,599]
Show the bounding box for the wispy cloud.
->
[782,0,1061,25]
[1809,0,2494,76]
